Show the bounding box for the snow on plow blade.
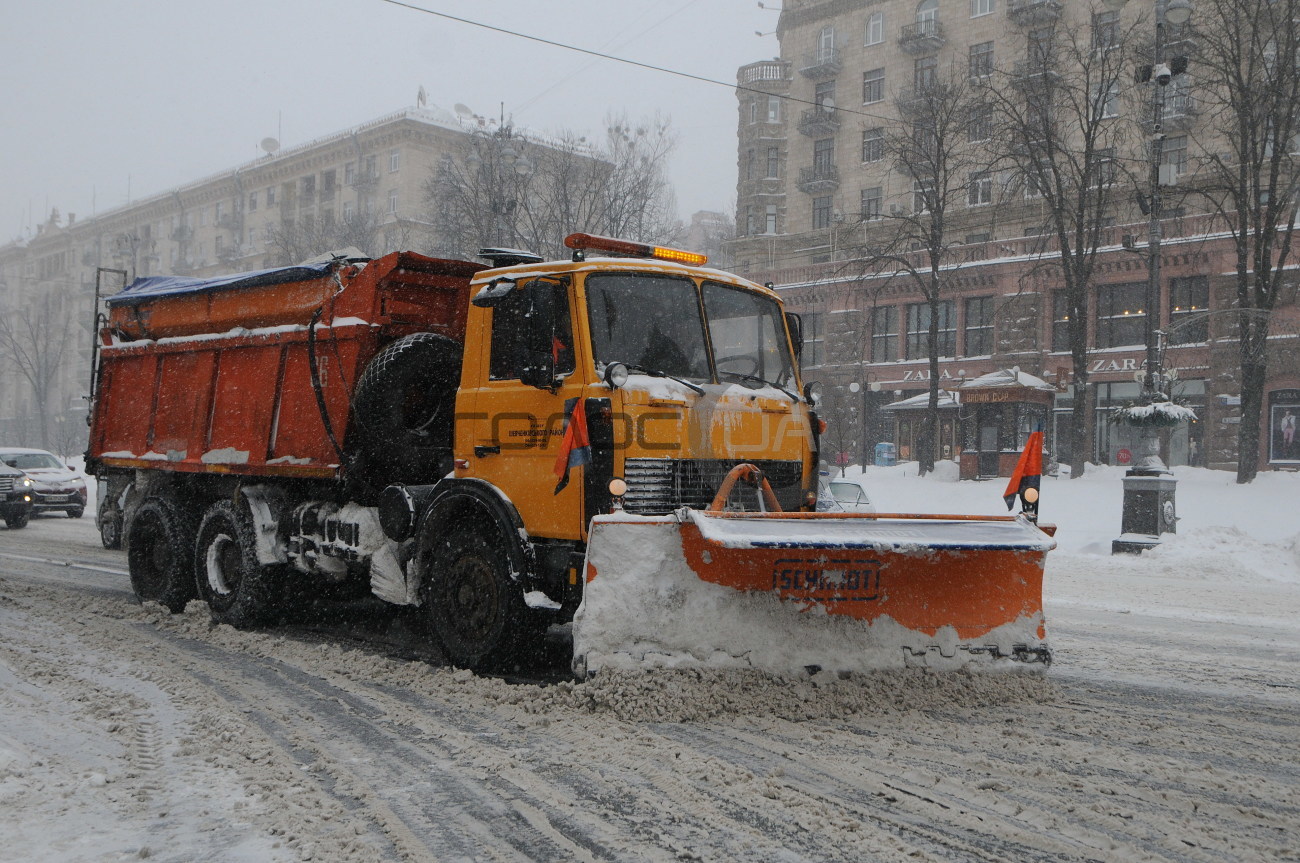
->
[574,509,1055,677]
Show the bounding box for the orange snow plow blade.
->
[573,469,1055,677]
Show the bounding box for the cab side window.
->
[488,282,574,380]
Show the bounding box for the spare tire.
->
[347,332,461,490]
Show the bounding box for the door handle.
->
[474,445,501,458]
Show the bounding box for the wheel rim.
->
[203,533,241,596]
[445,551,501,644]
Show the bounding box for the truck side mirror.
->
[519,280,558,390]
[785,312,803,364]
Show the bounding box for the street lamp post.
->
[1109,0,1194,554]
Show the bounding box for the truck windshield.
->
[702,281,796,390]
[586,274,712,381]
[585,273,796,388]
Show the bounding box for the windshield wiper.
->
[718,370,798,402]
[624,364,706,395]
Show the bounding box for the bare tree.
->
[843,62,988,475]
[263,210,387,266]
[0,291,81,450]
[985,13,1138,478]
[1189,0,1300,482]
[425,113,683,262]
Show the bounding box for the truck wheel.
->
[348,332,461,489]
[422,523,535,672]
[67,506,85,519]
[99,506,123,549]
[195,500,280,629]
[5,509,30,529]
[126,497,198,612]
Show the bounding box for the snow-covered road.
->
[2,465,1298,862]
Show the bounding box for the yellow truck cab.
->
[453,233,820,546]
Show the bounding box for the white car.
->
[816,476,877,514]
[0,447,87,518]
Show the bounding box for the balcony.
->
[797,165,840,194]
[798,48,841,80]
[797,107,840,137]
[170,224,193,242]
[898,20,944,54]
[1161,95,1199,131]
[216,213,240,231]
[739,60,791,86]
[1007,0,1062,27]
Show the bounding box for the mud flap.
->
[573,510,1054,677]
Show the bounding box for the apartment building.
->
[729,0,1300,472]
[0,105,562,448]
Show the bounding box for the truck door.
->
[467,278,587,540]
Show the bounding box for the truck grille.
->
[0,477,13,493]
[622,458,804,515]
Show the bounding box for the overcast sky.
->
[2,0,780,241]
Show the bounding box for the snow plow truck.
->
[87,233,1055,676]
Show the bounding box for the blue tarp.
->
[107,262,335,307]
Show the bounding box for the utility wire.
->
[374,0,898,125]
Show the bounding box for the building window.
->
[872,306,898,361]
[814,80,836,110]
[817,25,836,62]
[971,0,994,16]
[343,200,354,221]
[802,313,825,366]
[968,171,993,206]
[1093,81,1120,119]
[322,170,337,196]
[1029,27,1054,66]
[1092,10,1119,52]
[862,127,885,162]
[766,146,780,178]
[364,155,378,179]
[248,191,258,212]
[247,227,257,247]
[767,95,781,122]
[749,100,759,123]
[389,149,400,172]
[914,55,937,90]
[913,176,935,213]
[388,189,398,214]
[866,11,884,45]
[863,68,885,104]
[968,104,993,142]
[813,137,835,172]
[1169,276,1209,344]
[906,301,956,359]
[765,205,778,234]
[812,196,833,229]
[917,0,939,26]
[1164,134,1189,175]
[267,186,276,206]
[861,186,883,220]
[969,41,994,79]
[344,162,356,185]
[301,176,315,198]
[964,296,994,356]
[1095,282,1147,348]
[1052,292,1072,352]
[745,148,755,180]
[1089,147,1117,187]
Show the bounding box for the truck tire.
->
[126,497,199,612]
[348,332,460,490]
[195,499,281,629]
[422,521,537,672]
[99,505,123,549]
[5,509,30,529]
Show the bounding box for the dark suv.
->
[0,461,34,529]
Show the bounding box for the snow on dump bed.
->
[575,513,1046,677]
[687,509,1057,552]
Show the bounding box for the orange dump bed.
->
[89,251,481,479]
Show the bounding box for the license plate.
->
[772,558,882,602]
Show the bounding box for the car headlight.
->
[21,478,33,488]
